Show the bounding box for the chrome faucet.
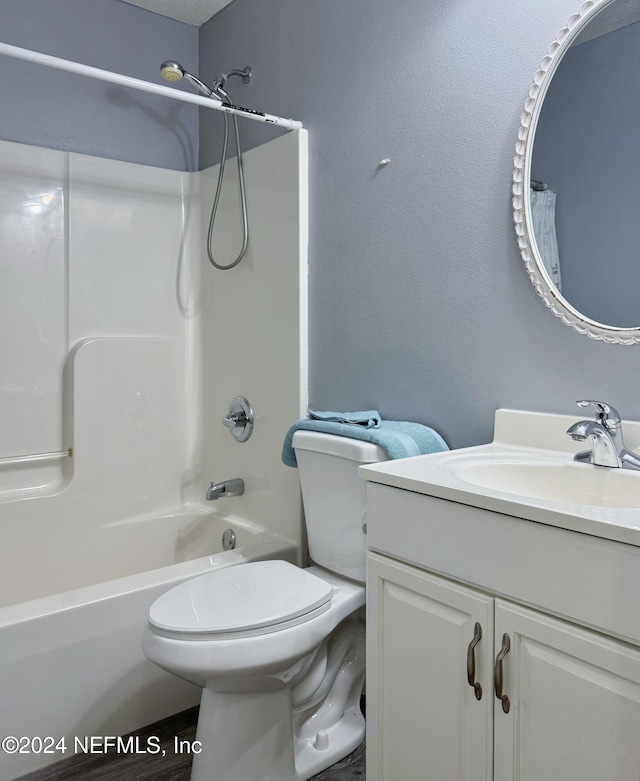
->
[206,478,245,500]
[566,400,640,470]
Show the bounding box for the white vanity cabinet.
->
[364,481,640,781]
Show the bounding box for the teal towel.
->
[309,409,381,428]
[281,416,448,468]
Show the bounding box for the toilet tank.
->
[292,431,387,583]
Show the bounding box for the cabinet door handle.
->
[466,622,483,700]
[494,632,511,714]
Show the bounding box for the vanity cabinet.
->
[364,482,640,781]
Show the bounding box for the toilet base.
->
[190,619,366,781]
[191,688,296,781]
[293,702,365,780]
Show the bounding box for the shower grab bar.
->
[0,42,303,131]
[0,448,72,467]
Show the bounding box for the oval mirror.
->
[513,0,640,344]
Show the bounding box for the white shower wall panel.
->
[201,129,308,552]
[0,142,67,460]
[68,154,200,342]
[0,138,199,509]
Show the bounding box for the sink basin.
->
[359,409,640,548]
[453,460,640,509]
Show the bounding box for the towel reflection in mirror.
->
[530,187,562,294]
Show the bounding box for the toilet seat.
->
[148,560,334,639]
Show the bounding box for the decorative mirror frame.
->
[512,0,640,345]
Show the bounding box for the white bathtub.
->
[0,507,297,780]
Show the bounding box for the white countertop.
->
[359,409,640,548]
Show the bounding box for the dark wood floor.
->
[16,707,365,781]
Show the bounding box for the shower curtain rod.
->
[0,42,303,130]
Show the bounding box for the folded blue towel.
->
[281,416,448,467]
[309,409,381,428]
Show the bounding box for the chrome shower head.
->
[159,60,215,98]
[160,61,184,82]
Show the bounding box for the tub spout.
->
[206,478,244,500]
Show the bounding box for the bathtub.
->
[0,507,297,780]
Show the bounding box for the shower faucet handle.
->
[223,411,248,428]
[222,396,254,442]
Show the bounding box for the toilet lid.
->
[149,560,334,636]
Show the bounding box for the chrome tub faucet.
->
[567,400,640,470]
[206,478,245,500]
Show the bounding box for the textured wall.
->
[2,0,199,169]
[200,0,640,449]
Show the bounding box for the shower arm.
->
[213,67,252,94]
[0,42,303,130]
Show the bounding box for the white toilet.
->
[142,431,386,781]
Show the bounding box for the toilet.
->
[142,431,386,781]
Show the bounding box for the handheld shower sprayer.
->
[159,61,183,82]
[159,60,216,98]
[159,59,253,270]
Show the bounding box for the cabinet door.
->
[494,599,640,781]
[367,553,494,781]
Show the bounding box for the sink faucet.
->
[206,477,244,500]
[566,400,640,470]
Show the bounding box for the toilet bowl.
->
[143,432,386,781]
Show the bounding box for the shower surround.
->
[0,129,308,779]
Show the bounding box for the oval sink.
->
[454,461,640,509]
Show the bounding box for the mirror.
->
[513,0,640,344]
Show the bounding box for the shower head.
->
[160,60,184,82]
[159,60,216,98]
[160,60,252,103]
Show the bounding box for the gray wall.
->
[533,21,640,328]
[200,0,640,449]
[2,0,199,170]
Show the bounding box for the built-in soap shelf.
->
[0,449,71,467]
[0,449,72,501]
